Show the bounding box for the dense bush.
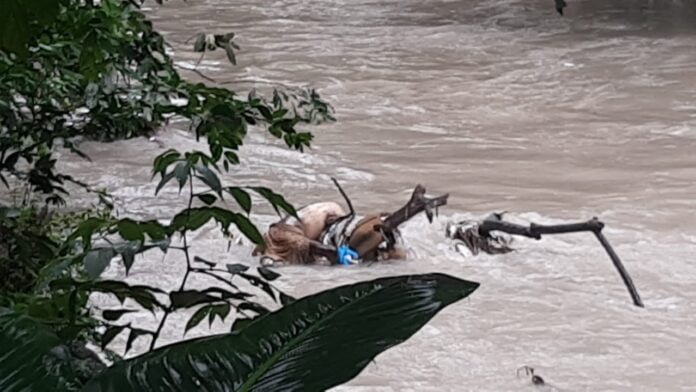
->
[0,1,480,390]
[0,0,332,203]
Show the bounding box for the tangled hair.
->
[252,223,313,264]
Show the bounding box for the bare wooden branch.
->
[593,230,644,308]
[380,185,449,232]
[347,185,449,260]
[479,213,604,238]
[476,213,644,308]
[331,177,354,216]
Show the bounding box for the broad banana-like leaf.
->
[0,311,73,391]
[84,273,479,392]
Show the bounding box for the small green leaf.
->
[153,238,171,253]
[233,215,263,244]
[196,194,217,205]
[185,306,212,333]
[188,209,213,231]
[152,150,181,176]
[113,241,143,275]
[68,217,110,251]
[118,219,144,242]
[279,292,295,306]
[226,263,249,275]
[173,162,191,192]
[155,170,177,195]
[250,187,297,218]
[122,252,135,274]
[203,287,247,300]
[224,151,239,165]
[125,328,151,355]
[170,290,221,310]
[257,266,281,281]
[84,248,116,279]
[208,303,231,327]
[256,105,273,121]
[194,164,222,195]
[101,325,126,350]
[102,309,138,322]
[225,187,251,214]
[128,286,164,312]
[140,221,168,241]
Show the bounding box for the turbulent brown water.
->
[54,0,696,390]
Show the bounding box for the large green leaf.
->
[0,311,73,391]
[83,273,479,392]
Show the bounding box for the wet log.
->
[478,213,644,308]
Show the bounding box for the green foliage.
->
[1,0,330,382]
[0,0,334,203]
[0,204,112,300]
[81,273,479,392]
[0,0,64,56]
[0,311,75,391]
[0,206,58,296]
[0,1,484,391]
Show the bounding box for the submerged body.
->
[252,202,346,264]
[253,185,447,265]
[253,201,406,265]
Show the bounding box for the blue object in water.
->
[337,245,359,265]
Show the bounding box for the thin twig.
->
[331,177,354,216]
[174,64,217,83]
[194,269,239,290]
[194,51,205,68]
[149,170,196,350]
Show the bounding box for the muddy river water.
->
[55,0,696,390]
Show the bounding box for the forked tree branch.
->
[478,214,644,308]
[380,185,449,232]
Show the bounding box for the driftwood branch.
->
[346,185,449,259]
[478,214,644,308]
[479,213,604,238]
[380,185,449,232]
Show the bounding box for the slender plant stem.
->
[149,172,196,350]
[193,269,238,290]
